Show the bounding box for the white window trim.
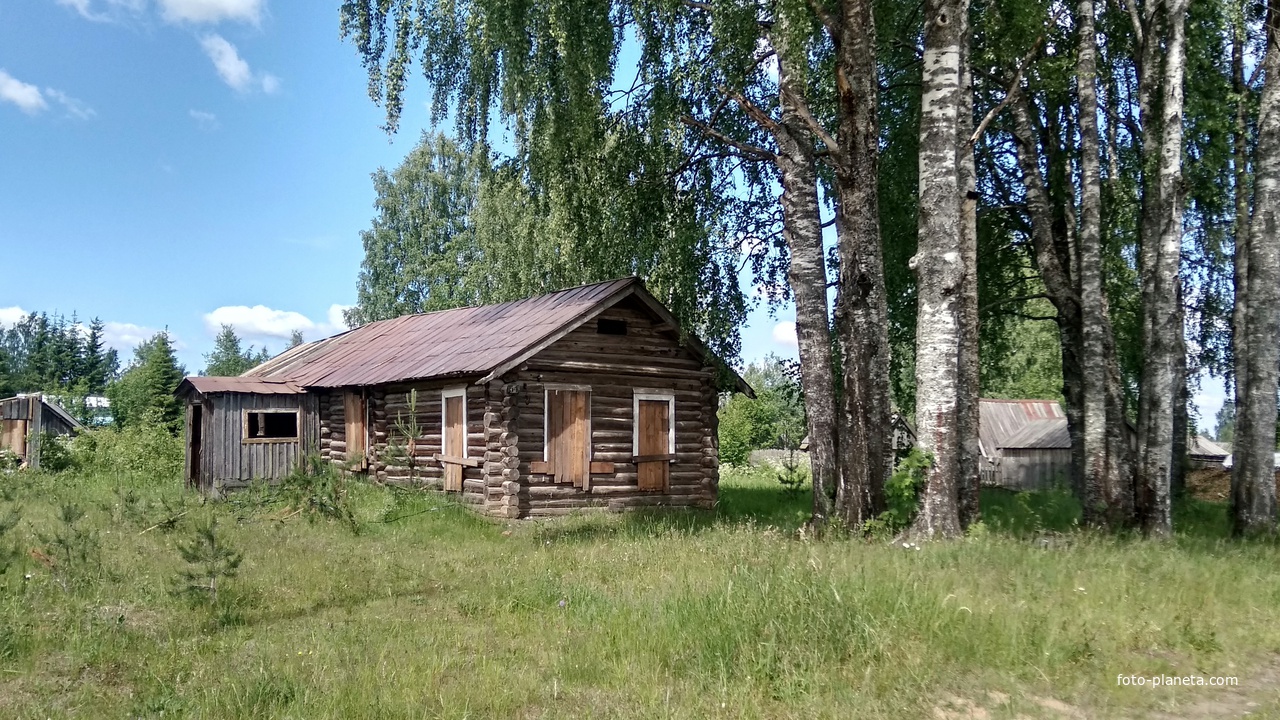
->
[441,386,468,458]
[543,384,592,462]
[633,389,676,456]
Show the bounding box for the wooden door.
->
[344,391,367,470]
[636,400,670,492]
[548,389,589,488]
[443,394,465,492]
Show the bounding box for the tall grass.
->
[0,465,1276,718]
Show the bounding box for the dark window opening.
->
[247,411,298,440]
[597,319,628,335]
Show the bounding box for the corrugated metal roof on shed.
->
[978,399,1065,456]
[1000,420,1070,449]
[179,377,304,395]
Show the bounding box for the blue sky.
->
[0,0,804,379]
[0,0,1225,431]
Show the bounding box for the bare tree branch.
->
[681,114,776,161]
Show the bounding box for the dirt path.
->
[934,656,1280,719]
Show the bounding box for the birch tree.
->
[1134,0,1192,536]
[909,0,969,539]
[1232,0,1280,536]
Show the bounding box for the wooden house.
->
[1187,435,1229,470]
[177,278,752,517]
[0,394,83,469]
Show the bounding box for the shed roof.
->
[1000,420,1071,449]
[978,399,1066,456]
[240,278,753,395]
[1189,435,1228,459]
[0,394,84,431]
[177,377,304,396]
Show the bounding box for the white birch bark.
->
[1136,0,1190,537]
[1233,0,1280,535]
[772,22,841,529]
[909,0,967,540]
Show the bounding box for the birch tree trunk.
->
[909,0,967,539]
[1075,0,1132,526]
[832,0,891,527]
[1231,7,1252,505]
[1233,0,1280,536]
[1136,0,1190,537]
[773,24,841,529]
[955,4,982,530]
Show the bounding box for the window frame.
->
[632,389,676,456]
[543,383,592,462]
[441,385,468,458]
[241,408,301,444]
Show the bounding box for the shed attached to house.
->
[0,394,84,469]
[175,377,317,491]
[178,278,752,516]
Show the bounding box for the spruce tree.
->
[106,331,186,431]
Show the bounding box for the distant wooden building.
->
[975,399,1075,491]
[177,278,752,518]
[0,394,83,469]
[1188,435,1229,470]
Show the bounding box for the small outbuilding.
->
[178,278,752,518]
[1188,435,1229,470]
[978,399,1073,491]
[0,394,83,469]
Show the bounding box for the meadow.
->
[0,464,1278,719]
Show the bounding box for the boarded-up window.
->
[1,418,27,459]
[634,392,674,492]
[344,390,367,469]
[545,387,590,487]
[442,386,467,492]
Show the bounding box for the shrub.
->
[279,456,360,533]
[69,423,183,483]
[864,449,932,537]
[37,433,74,473]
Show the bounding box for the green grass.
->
[0,465,1277,718]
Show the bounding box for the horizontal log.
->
[435,454,482,468]
[633,453,674,464]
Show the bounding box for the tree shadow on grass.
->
[531,482,811,544]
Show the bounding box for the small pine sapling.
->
[385,390,425,484]
[174,517,243,604]
[36,504,101,591]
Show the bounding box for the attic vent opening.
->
[597,319,628,335]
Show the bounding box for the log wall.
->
[507,300,720,517]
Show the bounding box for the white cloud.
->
[56,0,146,23]
[44,88,96,119]
[0,70,94,119]
[102,322,184,353]
[159,0,264,24]
[200,34,252,91]
[772,321,797,346]
[0,70,47,114]
[327,305,351,332]
[199,34,278,93]
[189,108,219,129]
[0,306,29,328]
[204,303,349,342]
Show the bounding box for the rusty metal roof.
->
[1000,420,1070,449]
[178,377,304,396]
[239,278,752,393]
[979,399,1066,455]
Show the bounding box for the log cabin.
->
[177,278,753,518]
